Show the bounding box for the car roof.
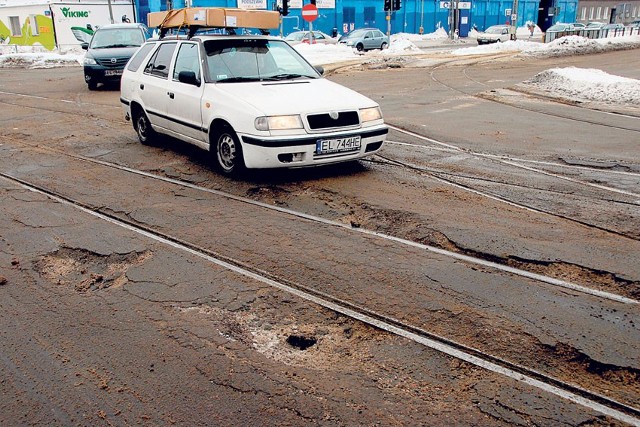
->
[96,23,147,30]
[152,34,280,43]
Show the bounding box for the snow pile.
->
[453,34,640,57]
[293,42,360,65]
[453,39,538,55]
[383,38,421,53]
[392,28,448,41]
[0,52,83,68]
[521,35,640,57]
[523,67,640,105]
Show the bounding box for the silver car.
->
[338,28,389,52]
[476,25,511,44]
[285,31,337,45]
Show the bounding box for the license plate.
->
[105,69,123,76]
[315,136,361,155]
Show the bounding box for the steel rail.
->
[2,171,639,426]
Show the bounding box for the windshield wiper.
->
[216,76,263,83]
[96,44,138,49]
[263,73,314,81]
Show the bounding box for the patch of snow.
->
[0,52,83,68]
[523,67,640,105]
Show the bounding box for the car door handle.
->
[139,84,144,90]
[167,92,174,99]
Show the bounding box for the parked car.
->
[476,24,510,44]
[585,22,605,29]
[285,31,337,45]
[546,23,578,32]
[82,23,150,90]
[571,22,586,28]
[120,34,388,175]
[338,28,389,51]
[602,23,625,30]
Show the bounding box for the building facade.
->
[574,0,640,24]
[136,0,579,35]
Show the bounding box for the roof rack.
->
[148,7,280,39]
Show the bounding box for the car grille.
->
[307,111,359,130]
[95,57,129,68]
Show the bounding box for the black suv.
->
[82,23,150,90]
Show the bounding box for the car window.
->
[90,27,146,49]
[374,30,383,38]
[127,42,156,72]
[144,42,177,79]
[173,42,201,81]
[204,39,318,82]
[314,32,325,40]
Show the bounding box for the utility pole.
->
[511,0,519,40]
[107,0,114,23]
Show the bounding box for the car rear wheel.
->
[356,43,364,52]
[133,108,156,145]
[212,126,244,176]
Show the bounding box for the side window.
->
[127,42,156,72]
[173,43,201,81]
[314,32,325,40]
[144,42,176,79]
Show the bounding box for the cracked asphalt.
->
[1,48,639,425]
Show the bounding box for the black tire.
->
[381,42,388,50]
[356,43,364,52]
[212,126,244,176]
[87,80,97,90]
[133,108,156,145]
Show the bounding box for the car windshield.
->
[285,32,306,41]
[342,29,366,39]
[90,28,145,49]
[204,39,320,83]
[485,26,504,34]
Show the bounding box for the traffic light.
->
[393,0,401,10]
[282,0,289,16]
[384,0,391,12]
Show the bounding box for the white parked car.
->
[476,25,511,44]
[120,34,388,175]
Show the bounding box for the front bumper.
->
[84,65,124,84]
[240,126,388,169]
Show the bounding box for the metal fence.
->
[545,26,640,43]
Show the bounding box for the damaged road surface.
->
[1,48,640,426]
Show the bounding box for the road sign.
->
[301,3,318,22]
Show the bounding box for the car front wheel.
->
[133,108,157,145]
[213,127,244,176]
[381,42,388,50]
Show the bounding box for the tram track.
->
[1,132,637,304]
[2,170,640,426]
[429,63,640,132]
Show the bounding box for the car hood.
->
[477,33,501,39]
[88,46,140,59]
[212,78,378,115]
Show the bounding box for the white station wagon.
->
[120,34,388,175]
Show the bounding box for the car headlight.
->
[359,106,382,122]
[255,115,303,131]
[84,56,97,65]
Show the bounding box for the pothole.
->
[286,334,317,350]
[36,247,152,292]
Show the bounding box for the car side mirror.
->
[315,65,324,76]
[178,70,200,86]
[81,43,89,50]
